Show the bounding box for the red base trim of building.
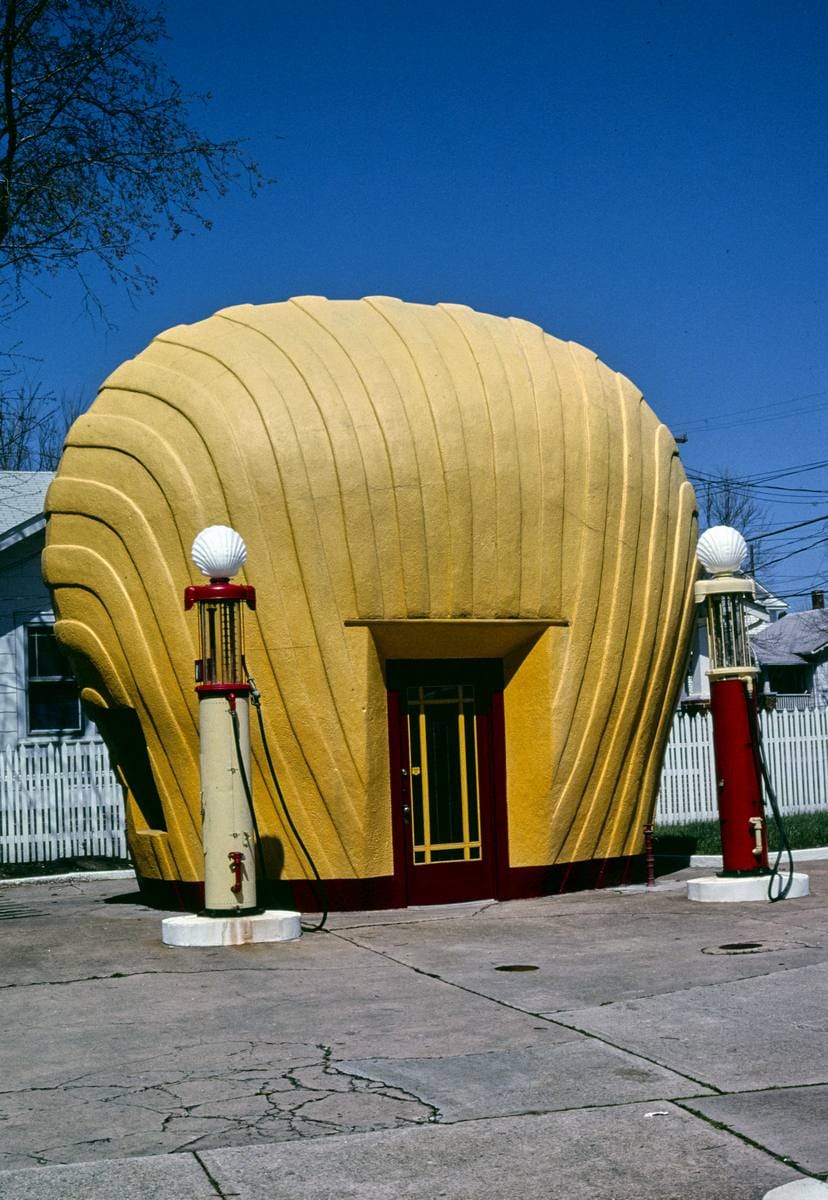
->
[137,876,205,912]
[499,854,644,899]
[136,853,647,914]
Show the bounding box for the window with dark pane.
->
[404,682,482,866]
[27,626,83,735]
[425,698,464,847]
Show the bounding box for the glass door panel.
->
[387,659,503,906]
[406,684,482,866]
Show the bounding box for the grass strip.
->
[655,809,828,855]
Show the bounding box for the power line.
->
[687,473,828,502]
[757,535,828,572]
[680,388,828,435]
[686,457,828,486]
[766,586,828,601]
[746,514,828,542]
[686,464,828,527]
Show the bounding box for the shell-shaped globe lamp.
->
[191,525,247,581]
[696,525,748,577]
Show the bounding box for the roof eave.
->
[0,512,46,556]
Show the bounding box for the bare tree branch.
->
[0,0,271,470]
[0,385,55,468]
[697,468,771,575]
[0,0,268,298]
[698,469,766,534]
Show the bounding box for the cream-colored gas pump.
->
[161,526,301,947]
[187,526,258,914]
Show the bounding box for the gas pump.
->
[186,525,258,915]
[161,526,301,946]
[687,526,809,903]
[696,525,768,876]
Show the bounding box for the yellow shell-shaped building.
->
[44,297,697,909]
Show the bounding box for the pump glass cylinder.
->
[706,592,751,672]
[197,599,246,686]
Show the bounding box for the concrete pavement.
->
[0,864,825,1198]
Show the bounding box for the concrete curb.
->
[0,869,136,887]
[690,846,828,868]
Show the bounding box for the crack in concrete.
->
[4,894,825,1179]
[337,923,827,1010]
[193,1150,234,1197]
[0,964,349,991]
[330,939,826,1179]
[9,933,818,1172]
[315,1045,441,1125]
[1,1023,822,1180]
[329,928,725,1096]
[330,914,485,932]
[0,1039,437,1167]
[0,1038,320,1099]
[545,958,828,1012]
[684,1080,828,1098]
[675,1098,827,1183]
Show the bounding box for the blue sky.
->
[11,0,828,605]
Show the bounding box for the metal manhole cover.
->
[702,940,805,956]
[0,899,42,920]
[494,964,539,972]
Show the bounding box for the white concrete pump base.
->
[161,910,302,947]
[687,873,810,903]
[763,1180,828,1199]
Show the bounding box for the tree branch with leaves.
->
[0,0,265,297]
[0,0,269,468]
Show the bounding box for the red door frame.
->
[386,659,509,905]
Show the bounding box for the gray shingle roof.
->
[751,608,828,666]
[0,471,53,533]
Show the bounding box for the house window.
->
[26,626,83,735]
[766,665,810,695]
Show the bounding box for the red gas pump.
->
[695,526,768,877]
[687,527,810,904]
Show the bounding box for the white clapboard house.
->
[0,471,124,862]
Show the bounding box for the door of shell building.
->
[387,659,505,905]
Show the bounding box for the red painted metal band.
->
[195,683,252,696]
[184,583,256,610]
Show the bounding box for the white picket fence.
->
[656,706,828,825]
[0,739,126,863]
[1,711,826,863]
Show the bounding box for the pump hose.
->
[230,681,328,932]
[749,701,794,902]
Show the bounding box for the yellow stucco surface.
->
[43,297,697,886]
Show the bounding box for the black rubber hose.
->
[242,675,328,932]
[757,729,795,903]
[750,701,794,902]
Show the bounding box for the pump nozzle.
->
[243,664,262,709]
